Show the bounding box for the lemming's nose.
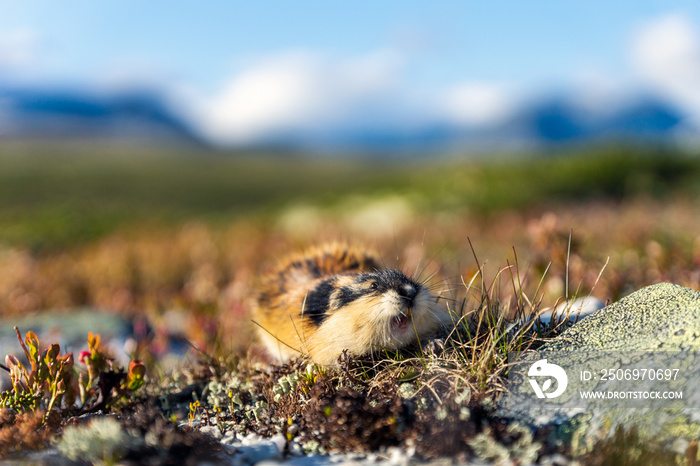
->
[400,283,418,300]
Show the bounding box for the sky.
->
[1,1,700,145]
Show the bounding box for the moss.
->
[58,417,139,464]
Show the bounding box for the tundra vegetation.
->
[0,142,699,463]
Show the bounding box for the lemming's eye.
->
[370,282,378,290]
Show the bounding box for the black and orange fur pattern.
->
[254,243,452,365]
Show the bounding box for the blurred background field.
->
[2,143,699,250]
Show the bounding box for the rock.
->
[538,453,572,466]
[234,438,283,465]
[537,296,605,326]
[268,434,287,455]
[200,425,224,440]
[543,283,700,352]
[499,283,700,456]
[221,432,237,445]
[0,308,135,358]
[4,448,77,466]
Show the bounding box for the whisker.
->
[431,286,467,295]
[414,244,448,282]
[422,273,470,284]
[422,277,470,291]
[419,266,450,286]
[419,252,466,287]
[425,308,451,333]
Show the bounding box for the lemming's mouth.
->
[391,310,411,333]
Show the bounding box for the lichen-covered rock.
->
[500,283,700,457]
[545,283,700,352]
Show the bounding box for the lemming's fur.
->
[254,243,452,365]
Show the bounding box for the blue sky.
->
[2,1,700,144]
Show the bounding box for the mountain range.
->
[0,84,688,153]
[0,86,203,145]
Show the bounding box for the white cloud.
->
[191,50,526,146]
[0,29,39,70]
[631,14,700,116]
[439,82,515,127]
[195,50,405,144]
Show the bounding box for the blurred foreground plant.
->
[1,327,145,419]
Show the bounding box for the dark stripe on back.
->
[305,259,321,278]
[303,279,335,325]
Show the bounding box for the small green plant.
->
[77,331,106,406]
[77,331,146,409]
[1,327,146,418]
[2,328,76,413]
[188,399,200,426]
